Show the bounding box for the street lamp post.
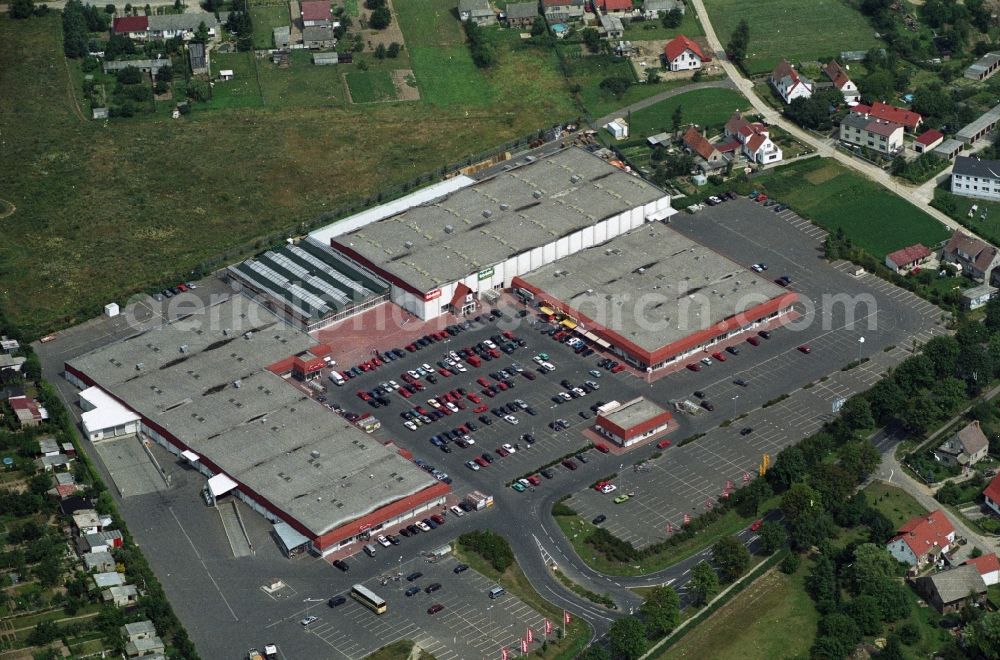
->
[858,336,865,363]
[732,394,739,418]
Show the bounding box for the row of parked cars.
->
[597,358,626,374]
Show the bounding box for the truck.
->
[465,490,494,511]
[247,649,264,660]
[263,645,278,659]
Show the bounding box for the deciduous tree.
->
[688,561,718,606]
[712,535,750,582]
[607,617,647,660]
[639,586,679,636]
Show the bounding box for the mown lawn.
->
[0,14,576,336]
[395,0,465,48]
[753,158,950,258]
[862,482,928,528]
[702,0,882,75]
[249,4,290,49]
[626,87,748,137]
[661,565,818,660]
[207,52,264,109]
[622,6,704,41]
[255,50,346,107]
[346,70,398,102]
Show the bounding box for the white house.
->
[839,114,904,155]
[770,59,813,104]
[662,35,708,72]
[723,112,782,165]
[821,59,859,104]
[985,473,1000,516]
[965,553,1000,587]
[885,510,955,569]
[952,155,1000,202]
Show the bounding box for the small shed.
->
[92,107,109,120]
[605,118,629,140]
[647,132,670,147]
[219,69,235,81]
[104,302,120,318]
[273,25,291,49]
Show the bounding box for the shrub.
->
[458,530,514,572]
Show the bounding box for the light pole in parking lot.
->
[858,336,865,362]
[732,394,739,418]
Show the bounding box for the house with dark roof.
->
[885,509,955,569]
[951,156,1000,203]
[459,0,496,25]
[682,125,726,173]
[303,26,337,48]
[850,101,922,132]
[839,113,904,154]
[916,565,987,613]
[941,228,1000,283]
[770,59,813,105]
[187,42,209,75]
[934,420,989,467]
[504,1,538,27]
[965,552,1000,586]
[884,244,931,274]
[542,0,585,21]
[663,35,708,72]
[915,129,944,154]
[821,59,859,104]
[146,12,220,40]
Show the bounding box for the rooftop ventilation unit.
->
[223,328,230,336]
[233,379,242,389]
[179,344,188,353]
[532,191,543,199]
[444,224,455,234]
[499,203,509,211]
[403,241,414,250]
[570,175,581,183]
[311,450,320,459]
[135,363,144,371]
[244,331,253,340]
[637,268,646,274]
[482,210,492,218]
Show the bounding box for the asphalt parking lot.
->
[561,197,947,546]
[297,554,550,660]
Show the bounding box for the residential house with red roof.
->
[821,59,859,104]
[965,552,1000,586]
[663,35,709,72]
[851,101,923,132]
[594,0,632,14]
[682,125,726,173]
[723,112,782,165]
[984,472,1000,516]
[915,129,944,154]
[885,509,955,569]
[941,228,1000,283]
[770,59,813,105]
[7,395,47,428]
[301,0,332,26]
[112,16,149,39]
[884,243,931,274]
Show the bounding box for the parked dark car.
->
[592,514,607,525]
[328,595,347,607]
[333,560,349,572]
[406,572,424,582]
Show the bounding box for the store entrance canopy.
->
[207,473,238,497]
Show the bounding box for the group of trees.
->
[783,87,847,131]
[365,0,392,30]
[225,9,254,52]
[659,8,682,29]
[725,19,749,67]
[457,530,514,572]
[579,586,681,660]
[374,42,403,59]
[63,0,109,58]
[463,20,496,68]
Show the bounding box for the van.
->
[363,544,377,557]
[329,371,345,386]
[488,586,506,599]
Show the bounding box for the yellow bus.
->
[351,584,387,614]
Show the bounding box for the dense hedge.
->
[458,530,515,573]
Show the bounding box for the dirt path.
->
[63,55,86,122]
[289,0,303,44]
[593,79,736,128]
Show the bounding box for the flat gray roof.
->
[519,223,788,353]
[67,296,436,537]
[958,103,1000,141]
[331,148,668,292]
[601,397,668,429]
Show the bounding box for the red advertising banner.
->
[526,627,534,644]
[544,619,553,635]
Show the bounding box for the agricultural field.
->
[661,566,818,660]
[626,87,749,137]
[0,14,574,336]
[753,158,950,258]
[345,70,398,102]
[702,0,882,75]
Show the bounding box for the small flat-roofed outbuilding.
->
[595,397,673,447]
[512,223,796,370]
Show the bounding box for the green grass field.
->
[623,6,704,41]
[395,0,464,48]
[207,52,264,109]
[754,158,950,258]
[249,4,290,49]
[255,50,345,107]
[661,565,818,660]
[702,0,882,75]
[862,482,928,528]
[560,50,686,118]
[626,87,748,137]
[346,70,398,102]
[0,14,577,336]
